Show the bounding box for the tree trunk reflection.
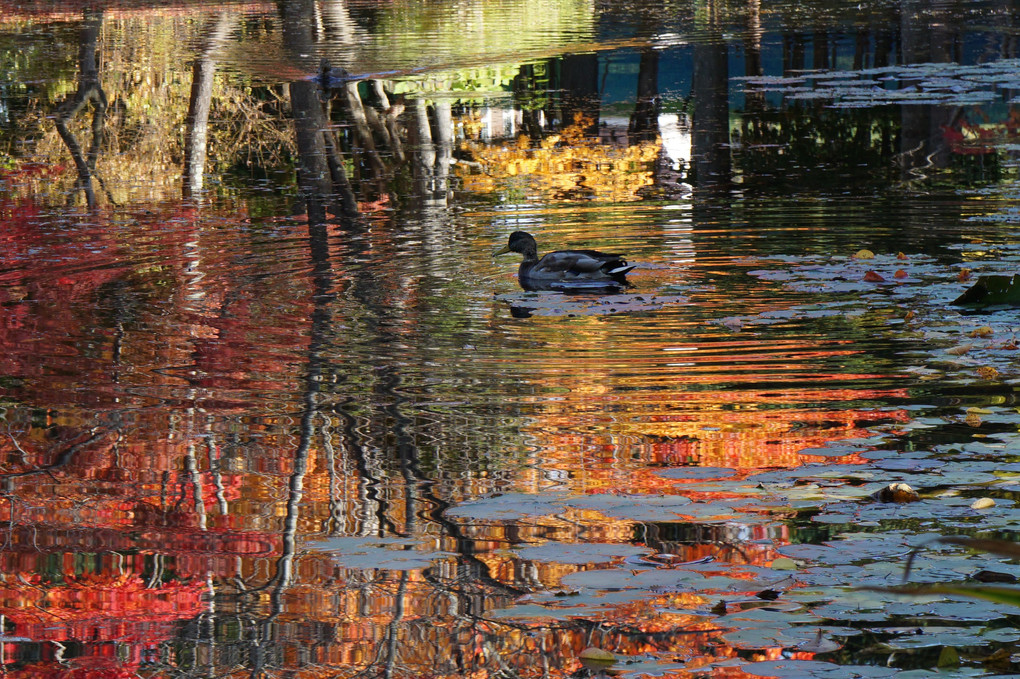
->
[183,13,231,198]
[55,9,108,208]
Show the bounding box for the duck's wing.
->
[532,249,629,275]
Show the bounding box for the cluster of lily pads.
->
[312,423,1020,676]
[738,58,1020,108]
[310,245,1020,677]
[733,249,1020,382]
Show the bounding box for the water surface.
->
[2,1,1020,677]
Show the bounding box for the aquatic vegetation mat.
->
[738,58,1020,109]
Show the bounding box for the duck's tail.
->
[606,263,635,276]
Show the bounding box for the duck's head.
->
[493,231,538,259]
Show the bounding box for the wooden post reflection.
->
[691,23,731,191]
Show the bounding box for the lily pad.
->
[741,659,897,678]
[515,542,651,565]
[566,493,692,521]
[560,566,760,594]
[656,466,738,480]
[309,536,455,571]
[952,274,1020,306]
[444,492,569,519]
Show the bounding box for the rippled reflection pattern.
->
[1,2,1020,678]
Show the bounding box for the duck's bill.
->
[493,245,511,256]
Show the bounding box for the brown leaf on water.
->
[970,326,994,338]
[893,269,908,279]
[871,482,920,503]
[945,344,972,356]
[975,366,999,380]
[897,252,908,260]
[863,270,885,282]
[972,570,1016,583]
[854,249,875,259]
[958,268,973,282]
[904,309,916,321]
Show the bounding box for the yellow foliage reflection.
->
[458,114,661,202]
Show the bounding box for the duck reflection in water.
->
[493,230,635,293]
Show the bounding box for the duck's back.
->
[525,249,633,280]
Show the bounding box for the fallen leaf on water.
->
[972,570,1016,583]
[904,309,916,321]
[975,366,999,380]
[579,647,616,671]
[797,629,842,654]
[958,268,972,282]
[893,269,908,279]
[871,482,920,503]
[938,646,961,667]
[897,252,908,260]
[854,249,876,259]
[970,498,996,510]
[953,274,1020,306]
[863,270,885,282]
[970,326,994,337]
[945,344,972,356]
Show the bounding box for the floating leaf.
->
[871,483,920,503]
[972,570,1017,583]
[566,493,692,521]
[863,270,885,282]
[953,274,1020,306]
[976,366,1000,380]
[742,659,897,678]
[579,647,615,671]
[656,467,738,481]
[854,249,876,259]
[444,492,569,519]
[797,629,843,654]
[515,542,650,565]
[309,536,455,571]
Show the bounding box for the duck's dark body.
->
[494,231,635,291]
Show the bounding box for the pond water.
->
[2,1,1020,677]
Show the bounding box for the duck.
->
[493,230,635,291]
